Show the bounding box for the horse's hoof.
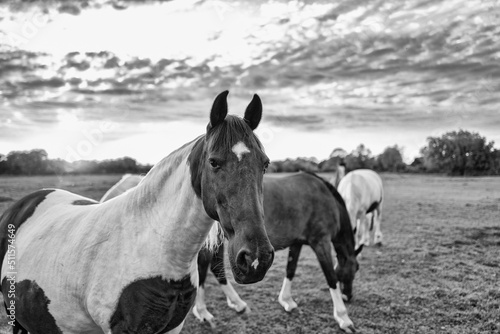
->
[375,242,383,247]
[207,318,216,329]
[279,300,298,313]
[342,294,348,302]
[192,307,215,326]
[228,299,248,314]
[343,325,356,333]
[237,305,251,314]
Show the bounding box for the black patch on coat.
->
[198,248,212,287]
[2,278,62,334]
[366,201,379,214]
[285,243,303,280]
[3,302,28,334]
[0,189,55,282]
[72,199,98,205]
[109,275,196,334]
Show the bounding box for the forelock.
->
[207,115,264,155]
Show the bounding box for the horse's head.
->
[189,91,274,284]
[334,243,362,301]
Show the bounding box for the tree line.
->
[270,130,500,176]
[1,129,499,176]
[0,150,152,176]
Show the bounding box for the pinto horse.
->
[101,172,361,332]
[0,91,274,334]
[337,169,384,250]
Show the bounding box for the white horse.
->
[0,91,275,334]
[337,169,384,250]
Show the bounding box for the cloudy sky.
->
[1,0,499,164]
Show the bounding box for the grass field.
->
[0,173,499,333]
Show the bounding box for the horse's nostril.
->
[236,249,252,272]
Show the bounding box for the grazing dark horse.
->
[195,172,361,333]
[0,91,274,334]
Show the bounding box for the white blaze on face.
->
[232,141,251,161]
[251,258,259,269]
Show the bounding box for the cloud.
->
[1,0,500,162]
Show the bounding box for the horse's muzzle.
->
[233,247,274,284]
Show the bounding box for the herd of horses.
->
[0,91,384,333]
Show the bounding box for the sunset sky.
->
[1,0,499,164]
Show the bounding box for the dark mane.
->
[302,171,355,247]
[208,115,264,154]
[302,171,347,209]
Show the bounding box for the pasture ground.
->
[0,173,498,333]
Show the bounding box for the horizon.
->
[1,0,499,165]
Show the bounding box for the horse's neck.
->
[110,139,213,272]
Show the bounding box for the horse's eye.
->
[209,158,220,169]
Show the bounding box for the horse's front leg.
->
[211,242,248,313]
[358,213,371,247]
[278,243,302,312]
[373,205,384,246]
[192,248,216,328]
[311,238,355,333]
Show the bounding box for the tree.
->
[322,147,347,172]
[329,148,347,159]
[345,144,375,171]
[5,149,49,175]
[377,145,405,172]
[422,130,496,175]
[0,154,7,174]
[268,158,318,173]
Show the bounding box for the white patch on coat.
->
[251,258,259,269]
[278,277,297,312]
[330,286,354,331]
[231,141,250,161]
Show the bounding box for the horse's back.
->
[0,189,101,333]
[338,169,383,205]
[354,169,382,190]
[263,172,342,248]
[100,174,143,202]
[0,189,57,279]
[1,188,99,273]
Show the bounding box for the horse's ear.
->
[244,94,262,130]
[209,90,229,129]
[354,244,364,256]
